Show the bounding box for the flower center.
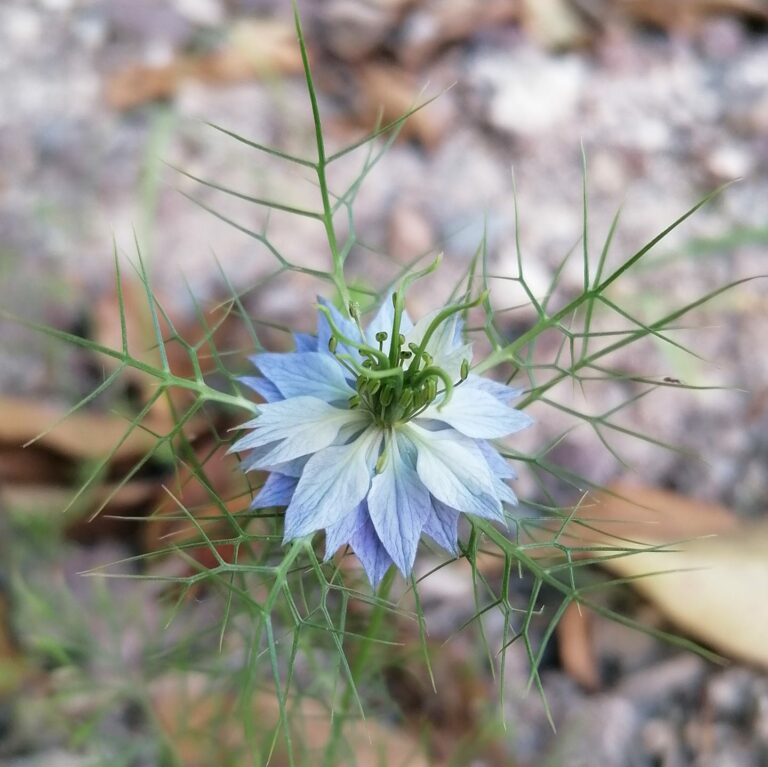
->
[319,290,483,427]
[348,330,467,426]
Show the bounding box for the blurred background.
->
[1,0,768,765]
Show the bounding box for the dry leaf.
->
[521,0,592,49]
[151,673,432,767]
[353,63,450,148]
[615,0,768,32]
[141,440,251,558]
[0,395,157,462]
[558,484,768,669]
[557,602,600,690]
[398,0,522,67]
[105,20,303,110]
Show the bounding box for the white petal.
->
[420,385,533,439]
[283,427,383,539]
[404,423,503,521]
[230,396,367,465]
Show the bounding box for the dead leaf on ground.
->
[350,63,451,149]
[586,0,768,33]
[105,20,303,110]
[151,673,433,767]
[142,439,252,560]
[541,483,768,670]
[0,395,158,463]
[557,602,600,690]
[521,0,592,49]
[398,0,522,67]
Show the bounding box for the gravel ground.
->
[1,1,768,765]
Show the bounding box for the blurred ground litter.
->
[1,0,768,765]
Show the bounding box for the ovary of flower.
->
[231,293,533,587]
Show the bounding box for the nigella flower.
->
[231,289,532,587]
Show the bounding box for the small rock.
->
[3,7,43,46]
[545,696,642,767]
[468,47,586,137]
[617,655,706,712]
[317,0,407,61]
[173,0,224,27]
[707,668,755,726]
[642,718,686,767]
[706,143,754,181]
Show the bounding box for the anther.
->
[328,336,338,353]
[460,359,470,381]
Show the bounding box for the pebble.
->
[468,47,586,136]
[173,0,224,27]
[545,696,642,767]
[642,718,687,767]
[708,669,756,726]
[617,655,707,712]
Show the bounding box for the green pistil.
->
[325,289,476,427]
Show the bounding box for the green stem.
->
[292,1,351,311]
[321,567,396,767]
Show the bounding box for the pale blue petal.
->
[251,473,297,509]
[283,427,382,540]
[324,502,366,559]
[405,423,503,521]
[404,312,464,366]
[230,396,366,465]
[240,444,309,477]
[349,513,394,588]
[364,291,413,345]
[423,498,460,555]
[466,374,523,403]
[367,431,432,576]
[477,439,517,480]
[494,477,518,506]
[293,332,317,352]
[421,386,533,439]
[240,376,283,402]
[252,352,353,402]
[317,297,363,360]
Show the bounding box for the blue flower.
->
[232,293,532,587]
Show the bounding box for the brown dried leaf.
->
[521,0,592,49]
[557,602,600,690]
[105,20,303,110]
[0,395,157,462]
[151,673,432,767]
[353,63,450,148]
[398,0,522,67]
[555,484,768,669]
[613,0,768,32]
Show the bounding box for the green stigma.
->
[320,290,485,427]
